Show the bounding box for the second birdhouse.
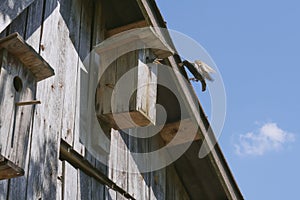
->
[0,33,54,180]
[94,27,174,130]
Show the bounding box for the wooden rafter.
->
[105,20,148,38]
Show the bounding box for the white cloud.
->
[235,122,295,156]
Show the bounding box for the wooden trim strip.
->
[59,140,136,200]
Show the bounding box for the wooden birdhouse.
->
[95,27,174,130]
[0,33,54,180]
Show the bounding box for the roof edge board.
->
[135,0,243,199]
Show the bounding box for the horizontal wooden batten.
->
[0,33,54,81]
[159,118,201,146]
[105,20,148,38]
[59,140,135,200]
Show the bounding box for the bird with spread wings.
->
[179,60,216,92]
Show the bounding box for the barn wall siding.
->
[0,0,36,34]
[0,0,190,199]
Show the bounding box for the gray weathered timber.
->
[166,164,189,200]
[0,33,54,81]
[159,119,201,146]
[90,1,107,199]
[26,1,62,199]
[0,0,209,200]
[96,49,157,130]
[116,131,129,200]
[136,0,243,199]
[128,129,148,200]
[0,0,35,34]
[0,50,36,181]
[0,1,44,199]
[149,134,166,200]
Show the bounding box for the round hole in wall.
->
[13,76,23,92]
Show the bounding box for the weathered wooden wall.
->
[0,0,190,199]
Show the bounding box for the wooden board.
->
[0,33,54,81]
[105,20,148,38]
[149,134,166,200]
[0,155,24,180]
[136,1,243,199]
[0,0,35,34]
[95,26,174,59]
[96,49,157,130]
[0,49,36,180]
[26,1,63,199]
[166,164,189,200]
[159,118,201,146]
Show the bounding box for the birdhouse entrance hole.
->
[13,76,23,92]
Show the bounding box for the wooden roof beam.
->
[105,20,148,38]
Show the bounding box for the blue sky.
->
[157,0,300,199]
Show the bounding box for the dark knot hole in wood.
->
[13,76,23,92]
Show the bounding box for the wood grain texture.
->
[149,134,166,200]
[166,164,189,200]
[90,1,107,199]
[96,49,157,130]
[0,50,35,183]
[159,119,201,146]
[116,131,128,200]
[127,128,149,200]
[0,155,24,180]
[137,1,243,199]
[6,60,35,200]
[95,26,174,59]
[54,0,83,199]
[0,0,35,33]
[105,20,148,38]
[0,178,8,200]
[0,33,54,81]
[0,1,199,200]
[26,1,62,199]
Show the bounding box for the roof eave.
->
[135,0,243,199]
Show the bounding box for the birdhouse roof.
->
[95,26,175,59]
[0,32,54,82]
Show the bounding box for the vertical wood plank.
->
[26,1,62,199]
[116,131,128,200]
[76,0,94,199]
[54,1,82,199]
[24,0,55,199]
[59,0,81,145]
[7,8,28,37]
[91,1,107,199]
[63,161,78,200]
[25,0,45,49]
[0,180,8,200]
[0,0,35,33]
[166,164,189,200]
[127,129,149,200]
[136,49,157,125]
[56,160,63,200]
[0,50,15,167]
[7,60,36,200]
[107,129,118,200]
[149,134,166,200]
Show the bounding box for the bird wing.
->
[194,60,216,81]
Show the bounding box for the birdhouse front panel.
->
[0,33,54,180]
[0,49,36,179]
[95,49,157,130]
